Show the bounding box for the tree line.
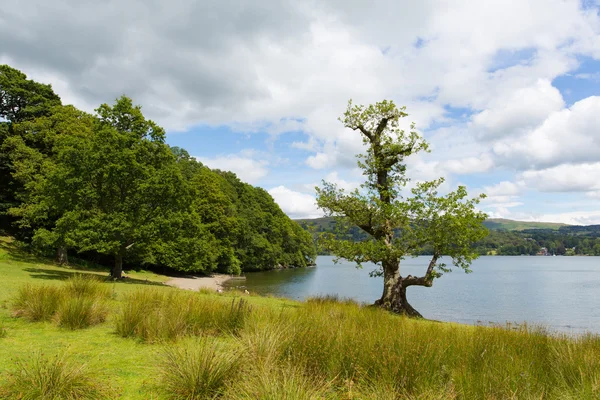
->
[299,218,600,256]
[0,65,316,278]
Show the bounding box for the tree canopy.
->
[1,64,316,277]
[316,100,488,316]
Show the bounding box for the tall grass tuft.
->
[12,284,64,321]
[11,276,110,329]
[54,296,109,330]
[0,322,7,338]
[114,288,251,342]
[158,337,240,399]
[0,351,109,400]
[63,274,111,299]
[224,364,334,400]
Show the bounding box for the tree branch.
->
[355,124,373,141]
[403,254,439,287]
[375,117,390,136]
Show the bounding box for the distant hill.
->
[483,218,569,231]
[294,217,569,232]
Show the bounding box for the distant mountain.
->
[294,217,569,232]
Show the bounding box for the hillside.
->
[483,218,569,231]
[295,216,569,232]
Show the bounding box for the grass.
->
[158,337,240,399]
[0,350,110,399]
[114,289,251,342]
[12,275,111,329]
[2,235,600,399]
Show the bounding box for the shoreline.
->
[165,274,234,292]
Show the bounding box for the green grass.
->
[483,218,569,231]
[158,337,240,399]
[2,236,600,399]
[0,350,111,400]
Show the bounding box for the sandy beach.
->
[165,274,232,291]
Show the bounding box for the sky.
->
[1,0,600,224]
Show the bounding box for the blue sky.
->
[1,0,600,223]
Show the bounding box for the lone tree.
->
[316,100,488,317]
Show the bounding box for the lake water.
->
[224,256,600,334]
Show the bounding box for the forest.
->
[297,217,600,256]
[0,65,316,277]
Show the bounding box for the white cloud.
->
[484,181,523,197]
[323,171,361,192]
[575,72,600,82]
[470,79,565,139]
[2,0,600,221]
[440,154,494,175]
[268,186,322,219]
[493,96,600,170]
[519,163,600,193]
[514,210,600,226]
[196,153,269,184]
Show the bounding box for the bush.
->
[158,337,240,399]
[114,289,251,342]
[0,351,109,400]
[12,284,64,321]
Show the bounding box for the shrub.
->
[12,284,64,322]
[0,351,109,400]
[158,337,240,399]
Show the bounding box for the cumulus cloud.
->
[2,0,600,221]
[519,163,600,193]
[196,153,269,184]
[268,186,322,219]
[493,96,600,170]
[470,79,565,139]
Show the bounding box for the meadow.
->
[1,236,599,400]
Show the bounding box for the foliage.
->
[2,64,316,276]
[0,65,62,236]
[315,100,488,315]
[1,350,109,400]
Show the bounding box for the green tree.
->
[316,100,488,317]
[0,65,61,234]
[7,105,95,263]
[39,96,185,278]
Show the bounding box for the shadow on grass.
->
[23,268,165,287]
[0,239,46,265]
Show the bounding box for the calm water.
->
[225,256,600,334]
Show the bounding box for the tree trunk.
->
[112,249,124,279]
[374,263,423,317]
[55,246,68,266]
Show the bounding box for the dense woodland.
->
[298,217,600,256]
[0,65,316,277]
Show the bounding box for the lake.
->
[224,255,600,334]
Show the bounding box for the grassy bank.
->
[1,237,599,399]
